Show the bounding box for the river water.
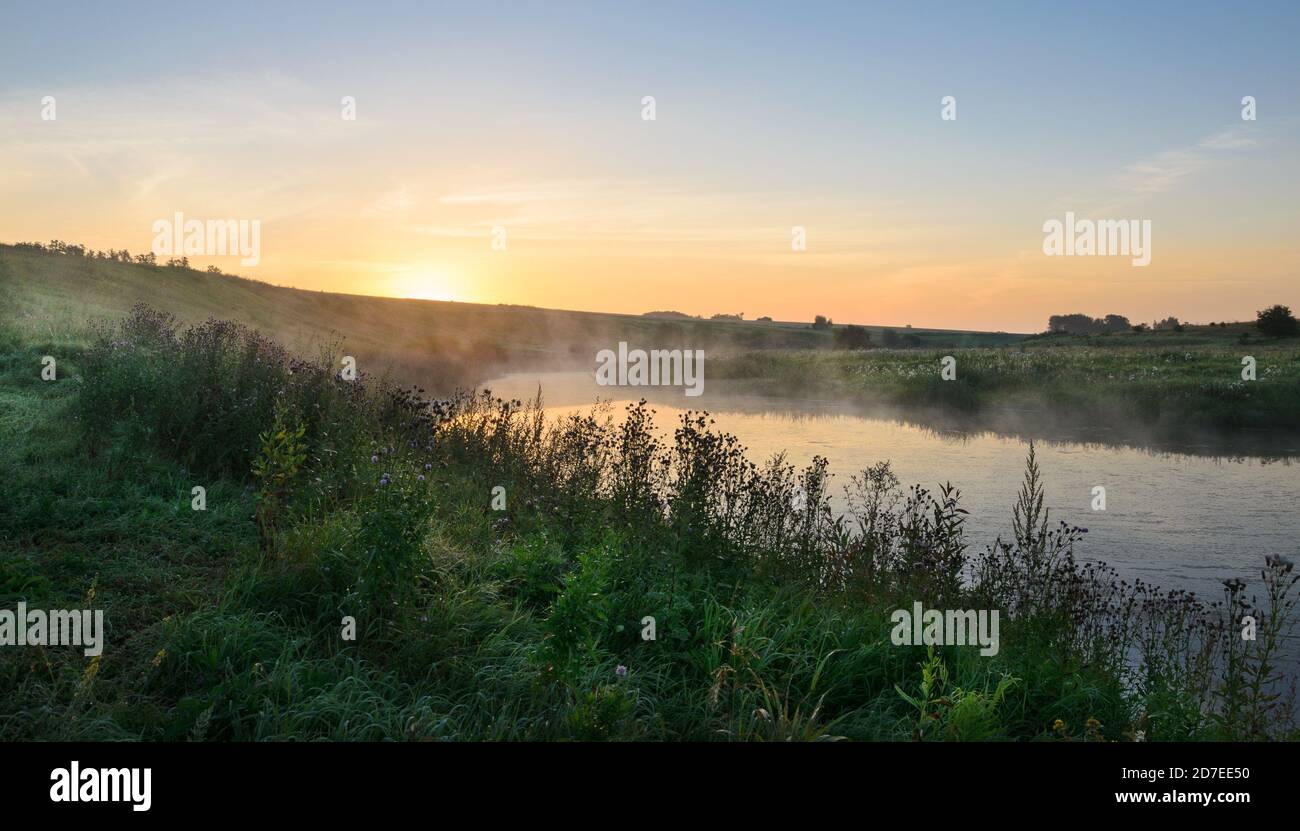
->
[482,371,1299,604]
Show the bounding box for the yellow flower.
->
[1052,719,1065,731]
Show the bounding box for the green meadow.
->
[1,245,1297,741]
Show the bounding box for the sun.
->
[391,269,460,303]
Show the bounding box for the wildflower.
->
[615,665,628,678]
[424,462,432,470]
[1134,730,1146,742]
[1052,719,1065,731]
[417,474,425,482]
[1266,554,1295,573]
[371,455,379,463]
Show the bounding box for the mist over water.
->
[482,371,1300,602]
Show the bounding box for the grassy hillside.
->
[0,244,1019,392]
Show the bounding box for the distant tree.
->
[833,324,872,350]
[881,328,901,347]
[1048,313,1133,335]
[1256,304,1298,337]
[812,315,833,330]
[1103,314,1131,332]
[1048,313,1099,334]
[1132,323,1149,333]
[710,312,744,321]
[206,265,222,274]
[756,315,773,322]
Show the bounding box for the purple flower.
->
[615,665,628,678]
[371,455,379,463]
[424,463,432,471]
[417,474,425,482]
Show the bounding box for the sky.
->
[2,0,1298,332]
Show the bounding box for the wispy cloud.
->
[360,187,416,218]
[1109,125,1261,200]
[437,187,579,206]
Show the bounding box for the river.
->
[482,370,1299,604]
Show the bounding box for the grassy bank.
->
[1,307,1295,741]
[711,335,1300,435]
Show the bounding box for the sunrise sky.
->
[2,1,1298,332]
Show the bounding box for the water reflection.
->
[485,371,1300,461]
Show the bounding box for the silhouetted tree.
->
[1256,305,1298,338]
[833,324,872,350]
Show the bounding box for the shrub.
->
[1256,304,1298,338]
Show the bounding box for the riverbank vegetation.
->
[1,306,1295,741]
[711,335,1300,435]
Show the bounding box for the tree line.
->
[1048,307,1297,338]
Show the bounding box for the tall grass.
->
[1,305,1295,741]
